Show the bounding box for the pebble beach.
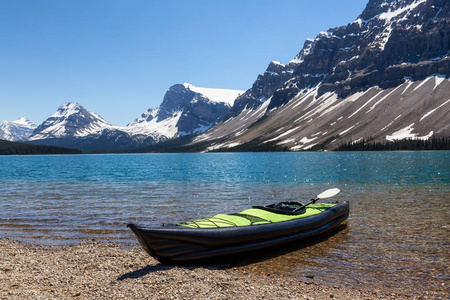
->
[1,238,422,300]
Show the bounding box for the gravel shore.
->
[0,238,413,299]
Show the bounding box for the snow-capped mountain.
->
[25,84,243,152]
[191,0,450,151]
[0,117,36,141]
[28,102,114,141]
[26,102,133,152]
[126,83,243,138]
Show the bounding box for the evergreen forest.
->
[0,140,81,155]
[336,137,450,151]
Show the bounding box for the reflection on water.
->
[0,152,448,297]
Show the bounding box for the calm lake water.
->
[0,152,448,297]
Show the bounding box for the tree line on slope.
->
[125,135,449,153]
[3,135,447,155]
[335,136,450,151]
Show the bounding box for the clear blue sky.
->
[1,0,368,126]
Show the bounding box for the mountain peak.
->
[28,102,113,141]
[359,0,428,21]
[13,117,34,126]
[51,102,84,118]
[61,101,81,108]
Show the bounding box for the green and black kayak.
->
[128,188,349,263]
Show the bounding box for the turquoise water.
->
[0,152,449,296]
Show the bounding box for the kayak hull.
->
[128,200,349,263]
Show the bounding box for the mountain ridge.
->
[245,0,448,113]
[187,0,449,151]
[26,84,244,152]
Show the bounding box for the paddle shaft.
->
[292,198,318,213]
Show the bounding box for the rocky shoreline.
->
[0,238,422,299]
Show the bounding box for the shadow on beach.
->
[117,264,175,281]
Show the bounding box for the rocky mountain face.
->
[26,84,242,152]
[195,75,449,151]
[229,0,449,116]
[191,0,450,151]
[0,117,36,141]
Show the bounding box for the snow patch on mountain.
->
[386,123,433,141]
[378,0,427,22]
[126,109,181,139]
[419,99,450,122]
[183,83,244,105]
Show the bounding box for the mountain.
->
[26,102,125,152]
[126,83,243,138]
[28,102,114,141]
[190,0,450,151]
[26,84,243,152]
[0,117,36,141]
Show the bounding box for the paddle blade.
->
[317,188,340,199]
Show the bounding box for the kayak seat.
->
[252,201,306,214]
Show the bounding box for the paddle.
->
[317,188,341,199]
[292,188,340,212]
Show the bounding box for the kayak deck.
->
[178,203,336,228]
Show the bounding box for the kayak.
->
[128,190,349,263]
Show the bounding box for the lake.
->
[0,152,448,297]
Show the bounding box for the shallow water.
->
[0,152,448,296]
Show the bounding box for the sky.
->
[1,0,368,126]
